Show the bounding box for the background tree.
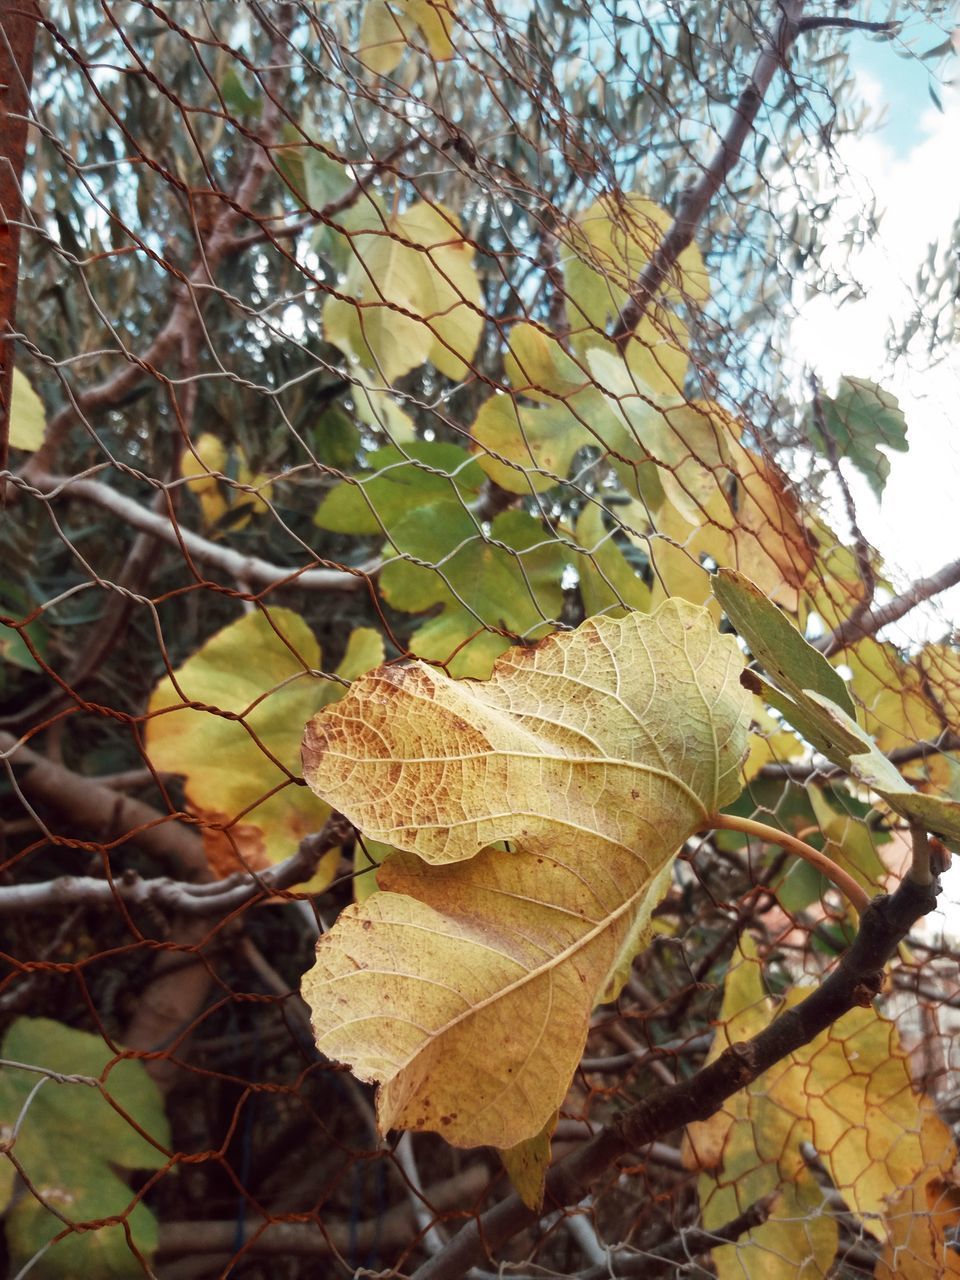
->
[1,2,960,1277]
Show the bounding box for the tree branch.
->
[0,812,353,917]
[411,872,940,1280]
[6,469,374,593]
[155,1163,492,1261]
[822,555,960,655]
[755,731,960,782]
[612,0,805,342]
[0,730,207,877]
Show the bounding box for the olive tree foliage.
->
[2,3,960,1279]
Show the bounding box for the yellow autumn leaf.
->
[562,192,709,339]
[740,698,805,783]
[146,610,383,882]
[300,601,750,1150]
[9,368,45,452]
[578,350,813,610]
[916,642,960,726]
[181,432,228,527]
[357,0,455,76]
[690,939,839,1278]
[472,322,626,492]
[398,200,482,379]
[877,1165,960,1278]
[845,638,940,755]
[498,1111,557,1212]
[571,308,690,401]
[181,432,273,531]
[471,393,591,493]
[683,933,769,1175]
[324,199,481,383]
[693,938,958,1279]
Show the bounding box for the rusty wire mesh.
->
[1,1,960,1277]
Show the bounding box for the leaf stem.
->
[708,813,871,914]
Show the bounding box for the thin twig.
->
[797,16,899,35]
[576,1192,776,1279]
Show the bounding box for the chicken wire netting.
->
[1,1,960,1277]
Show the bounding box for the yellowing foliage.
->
[146,609,383,882]
[301,601,750,1151]
[180,431,273,531]
[562,192,709,337]
[690,937,959,1277]
[9,368,45,452]
[324,199,481,382]
[357,0,456,76]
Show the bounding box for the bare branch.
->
[156,1164,492,1262]
[755,731,960,782]
[0,812,353,918]
[612,0,805,341]
[822,556,960,655]
[0,730,207,877]
[6,469,375,593]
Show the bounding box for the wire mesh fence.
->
[1,1,960,1277]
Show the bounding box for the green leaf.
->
[807,788,887,897]
[0,1018,170,1278]
[714,569,960,849]
[379,504,567,677]
[380,507,567,668]
[404,611,513,678]
[808,377,908,499]
[310,404,361,469]
[315,443,483,535]
[302,148,353,211]
[713,567,856,716]
[575,503,651,617]
[220,67,262,119]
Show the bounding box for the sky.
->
[790,21,960,915]
[789,21,960,644]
